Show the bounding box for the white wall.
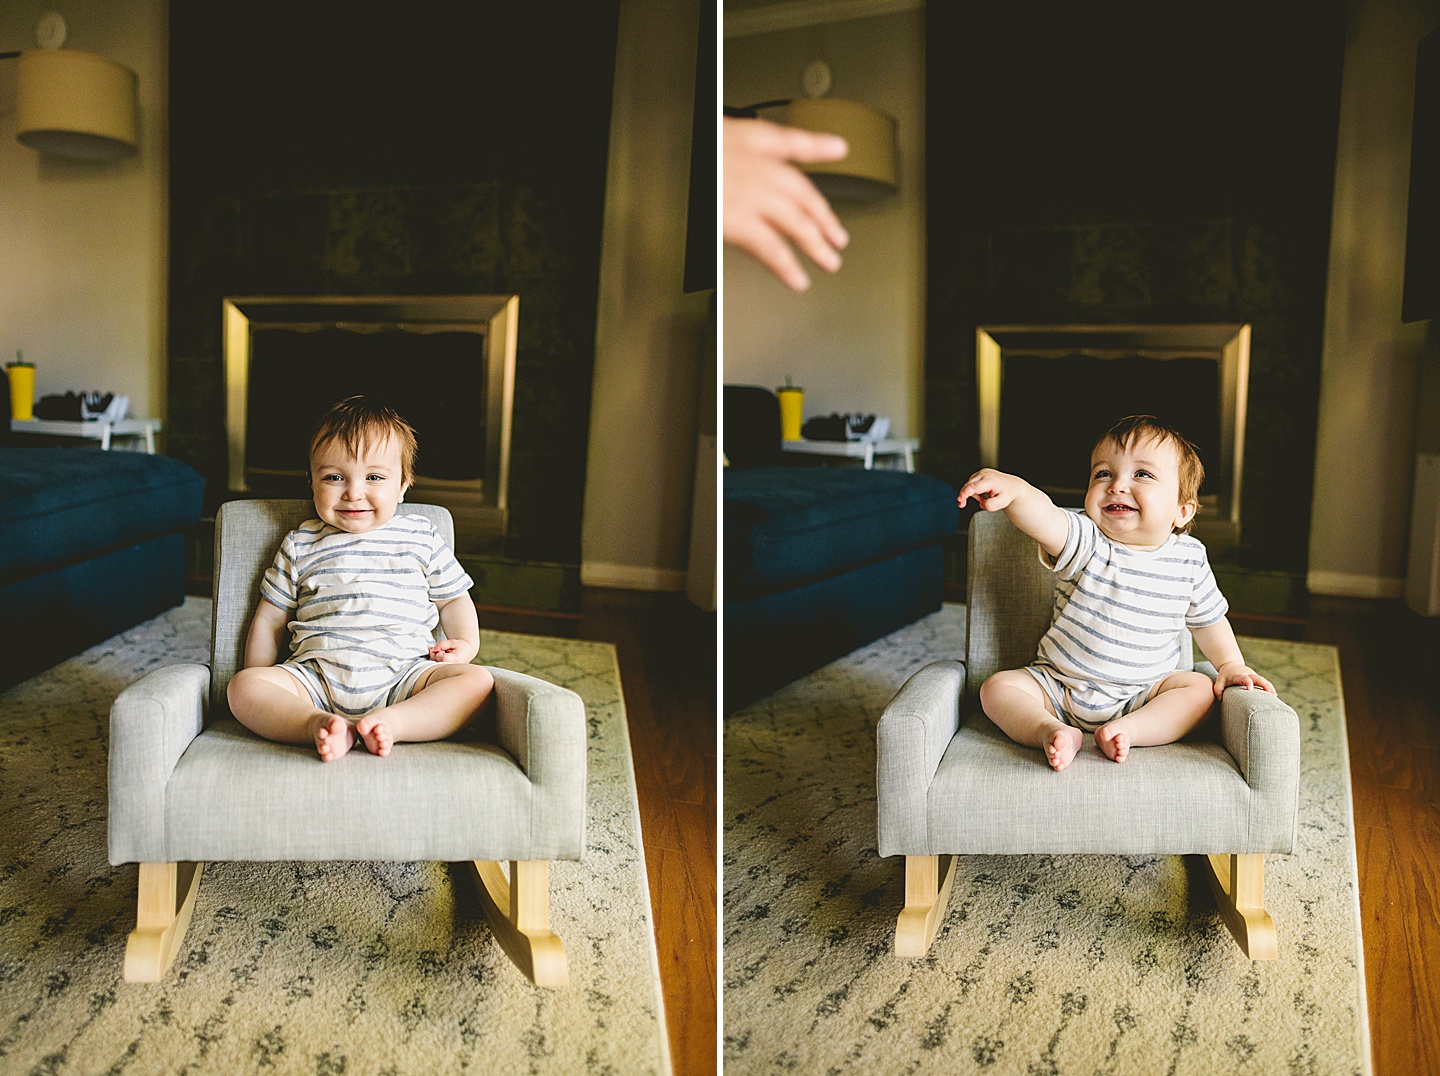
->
[723,7,925,442]
[0,0,167,427]
[583,0,712,591]
[1309,0,1439,597]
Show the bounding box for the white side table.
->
[11,417,162,453]
[781,437,919,472]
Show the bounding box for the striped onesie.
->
[260,514,475,718]
[1026,509,1228,731]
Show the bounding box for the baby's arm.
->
[429,594,481,664]
[242,600,291,668]
[1190,619,1277,698]
[956,468,1070,557]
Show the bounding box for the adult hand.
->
[723,116,851,292]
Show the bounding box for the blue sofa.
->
[0,376,204,690]
[724,386,958,710]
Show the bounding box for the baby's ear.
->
[1174,499,1198,530]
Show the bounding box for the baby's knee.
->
[457,663,495,700]
[980,669,1026,701]
[227,667,256,704]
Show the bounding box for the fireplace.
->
[222,295,518,549]
[976,323,1249,548]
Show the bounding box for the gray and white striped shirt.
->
[260,514,474,675]
[1036,510,1228,696]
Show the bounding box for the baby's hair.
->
[308,395,418,486]
[1092,414,1205,534]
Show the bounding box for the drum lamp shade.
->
[16,48,138,160]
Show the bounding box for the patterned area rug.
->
[0,598,669,1075]
[723,604,1370,1075]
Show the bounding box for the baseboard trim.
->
[1306,570,1405,599]
[581,562,686,592]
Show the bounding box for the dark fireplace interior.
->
[999,353,1220,500]
[245,329,487,485]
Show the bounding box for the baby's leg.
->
[979,669,1082,771]
[226,666,355,761]
[356,663,495,757]
[1094,670,1215,762]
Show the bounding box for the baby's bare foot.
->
[1095,723,1130,763]
[1042,725,1083,771]
[356,714,393,757]
[312,713,355,762]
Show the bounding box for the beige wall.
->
[583,0,712,591]
[0,0,167,426]
[723,8,926,441]
[1309,0,1439,597]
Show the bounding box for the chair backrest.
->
[723,384,782,469]
[209,499,455,718]
[964,510,1192,709]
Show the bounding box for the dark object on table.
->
[801,412,880,441]
[34,392,85,420]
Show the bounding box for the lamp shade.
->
[16,49,138,160]
[781,97,897,200]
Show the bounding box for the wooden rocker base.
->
[894,853,1277,962]
[123,859,567,987]
[123,862,205,982]
[465,860,569,987]
[895,854,958,957]
[1200,852,1278,960]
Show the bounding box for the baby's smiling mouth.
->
[1103,503,1136,514]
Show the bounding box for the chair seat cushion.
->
[924,715,1261,854]
[724,467,956,598]
[163,719,558,862]
[0,447,203,585]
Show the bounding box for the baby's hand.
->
[429,639,478,664]
[957,468,1019,511]
[1214,661,1277,698]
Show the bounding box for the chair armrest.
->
[1219,684,1302,852]
[876,660,965,857]
[486,666,588,860]
[107,663,210,865]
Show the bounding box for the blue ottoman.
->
[725,466,958,710]
[0,446,204,689]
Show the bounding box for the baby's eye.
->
[1135,469,1154,479]
[1091,469,1110,481]
[321,474,342,482]
[367,474,385,482]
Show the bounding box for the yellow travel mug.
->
[776,384,803,442]
[7,358,34,421]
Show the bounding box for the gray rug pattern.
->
[723,604,1369,1075]
[0,598,669,1076]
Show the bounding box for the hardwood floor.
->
[480,590,717,1076]
[1231,598,1440,1076]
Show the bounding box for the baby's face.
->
[1083,434,1195,549]
[309,434,409,534]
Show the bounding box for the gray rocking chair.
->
[108,500,587,986]
[876,511,1300,960]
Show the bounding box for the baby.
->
[227,395,494,761]
[956,414,1274,771]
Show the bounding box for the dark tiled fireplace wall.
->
[924,1,1347,577]
[166,4,620,566]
